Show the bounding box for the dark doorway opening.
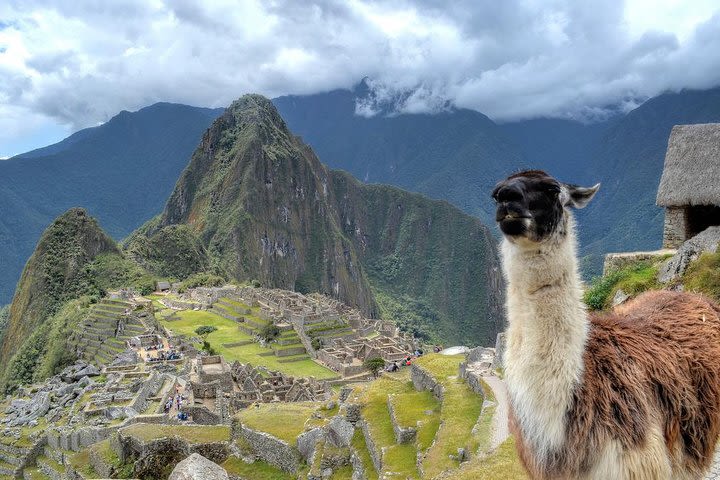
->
[687,205,720,238]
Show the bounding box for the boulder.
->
[169,453,229,480]
[326,416,354,448]
[658,226,720,283]
[297,427,324,461]
[74,364,101,379]
[612,289,630,307]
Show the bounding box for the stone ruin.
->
[187,356,331,422]
[192,286,417,377]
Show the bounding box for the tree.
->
[195,325,217,337]
[259,323,280,342]
[364,357,386,377]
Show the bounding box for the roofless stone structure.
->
[657,123,720,248]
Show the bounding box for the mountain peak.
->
[0,208,118,389]
[226,94,289,130]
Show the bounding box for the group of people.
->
[386,351,424,372]
[148,349,182,362]
[164,386,187,415]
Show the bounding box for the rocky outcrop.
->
[658,226,720,283]
[326,416,354,448]
[169,453,229,480]
[297,427,324,463]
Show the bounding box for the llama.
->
[494,170,720,480]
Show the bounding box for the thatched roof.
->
[657,123,720,207]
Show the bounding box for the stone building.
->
[657,123,720,248]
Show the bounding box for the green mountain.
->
[275,86,720,277]
[129,95,502,344]
[580,88,720,272]
[0,209,118,391]
[273,88,526,225]
[0,103,223,305]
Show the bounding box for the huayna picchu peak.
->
[0,209,119,389]
[129,94,502,345]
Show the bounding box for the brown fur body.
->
[510,290,720,479]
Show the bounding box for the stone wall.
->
[118,427,229,471]
[359,420,381,474]
[602,249,676,276]
[183,405,221,425]
[162,298,206,311]
[129,372,165,413]
[493,333,506,370]
[387,397,416,444]
[233,424,301,473]
[663,207,689,249]
[410,364,444,401]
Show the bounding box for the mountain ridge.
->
[129,94,502,344]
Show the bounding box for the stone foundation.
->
[233,424,301,473]
[663,207,689,249]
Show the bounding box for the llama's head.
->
[492,170,599,244]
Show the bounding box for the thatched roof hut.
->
[656,123,720,248]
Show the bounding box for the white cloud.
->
[1,0,720,155]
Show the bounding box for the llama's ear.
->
[562,183,600,209]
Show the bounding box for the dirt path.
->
[482,374,510,451]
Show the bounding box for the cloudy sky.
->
[1,0,720,158]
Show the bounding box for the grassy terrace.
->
[351,429,378,480]
[446,438,528,480]
[120,424,231,444]
[155,306,337,379]
[414,354,485,479]
[388,389,441,451]
[234,402,327,444]
[356,371,421,478]
[222,456,295,480]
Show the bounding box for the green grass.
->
[683,249,720,302]
[444,437,528,480]
[218,297,251,309]
[234,402,321,444]
[158,307,337,379]
[120,424,230,444]
[330,464,354,479]
[351,429,379,480]
[583,260,661,310]
[357,373,420,478]
[222,456,295,480]
[414,353,464,378]
[71,438,126,475]
[472,380,497,454]
[389,390,441,451]
[414,354,485,478]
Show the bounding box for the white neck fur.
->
[501,213,589,461]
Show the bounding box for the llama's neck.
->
[502,215,589,461]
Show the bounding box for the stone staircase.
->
[34,446,66,480]
[75,299,148,366]
[0,441,35,478]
